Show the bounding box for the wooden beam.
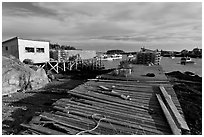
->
[68,90,149,111]
[156,94,181,135]
[47,62,59,73]
[40,112,101,135]
[159,86,190,132]
[21,123,67,135]
[63,62,66,71]
[54,105,166,135]
[53,99,171,132]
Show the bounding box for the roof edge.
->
[2,36,18,44]
[2,36,50,44]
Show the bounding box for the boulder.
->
[2,54,49,95]
[29,68,49,90]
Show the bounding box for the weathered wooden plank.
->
[20,123,67,135]
[53,100,171,133]
[88,79,170,86]
[56,98,166,121]
[73,88,166,111]
[40,112,101,135]
[52,123,80,135]
[54,111,133,135]
[68,90,150,111]
[159,86,190,132]
[57,98,166,120]
[77,85,153,101]
[82,86,155,100]
[54,105,168,135]
[90,80,153,88]
[40,111,132,135]
[59,98,150,114]
[84,84,155,95]
[156,94,181,135]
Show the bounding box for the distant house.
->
[136,48,161,65]
[2,37,50,63]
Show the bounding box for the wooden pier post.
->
[76,60,78,70]
[69,61,72,71]
[63,62,66,71]
[47,61,59,73]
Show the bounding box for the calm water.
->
[102,56,202,76]
[160,57,202,76]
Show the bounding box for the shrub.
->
[23,59,34,65]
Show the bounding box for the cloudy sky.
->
[2,2,202,51]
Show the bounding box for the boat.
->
[100,54,112,61]
[127,54,134,58]
[181,57,195,65]
[100,54,122,61]
[110,54,122,60]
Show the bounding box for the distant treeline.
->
[106,49,125,54]
[161,48,202,58]
[49,43,76,50]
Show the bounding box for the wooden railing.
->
[45,58,104,73]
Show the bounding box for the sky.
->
[2,2,202,52]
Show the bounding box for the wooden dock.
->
[45,58,104,73]
[20,65,190,135]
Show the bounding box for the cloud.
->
[2,2,202,51]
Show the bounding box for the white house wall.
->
[18,39,50,63]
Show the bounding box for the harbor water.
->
[102,56,202,76]
[160,57,202,76]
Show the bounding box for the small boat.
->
[110,54,122,60]
[181,57,194,65]
[100,54,113,61]
[100,54,122,61]
[127,54,134,58]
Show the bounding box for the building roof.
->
[2,37,18,44]
[2,36,50,44]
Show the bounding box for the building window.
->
[36,48,45,53]
[25,47,34,53]
[5,47,8,50]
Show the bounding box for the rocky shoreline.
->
[165,71,202,135]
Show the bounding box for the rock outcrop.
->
[2,53,49,95]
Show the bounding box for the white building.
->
[50,49,97,62]
[2,37,50,63]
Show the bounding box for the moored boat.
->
[181,57,195,65]
[110,54,122,60]
[100,54,122,61]
[127,54,134,58]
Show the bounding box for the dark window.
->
[5,47,8,50]
[36,48,44,53]
[25,47,34,53]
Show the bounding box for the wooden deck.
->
[20,65,189,135]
